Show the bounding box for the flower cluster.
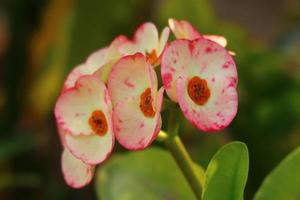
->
[54,19,238,188]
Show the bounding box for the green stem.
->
[157,101,204,200]
[165,132,204,200]
[159,109,205,200]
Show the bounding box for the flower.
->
[108,53,164,150]
[119,22,170,66]
[57,123,95,188]
[168,18,235,55]
[63,35,128,91]
[54,19,239,188]
[61,148,95,188]
[55,35,127,188]
[161,38,238,132]
[55,75,114,187]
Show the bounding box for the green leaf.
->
[202,142,249,200]
[95,147,197,200]
[254,147,300,200]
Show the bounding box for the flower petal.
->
[63,63,87,91]
[55,75,112,136]
[161,40,190,102]
[106,35,128,60]
[176,76,238,132]
[188,38,237,81]
[65,131,114,165]
[63,47,108,92]
[90,35,128,83]
[61,148,94,188]
[168,19,231,48]
[63,36,128,90]
[203,35,227,47]
[108,53,157,106]
[86,47,109,71]
[168,18,202,40]
[161,38,237,102]
[119,22,159,56]
[57,123,67,146]
[157,27,170,56]
[57,108,114,165]
[93,61,115,84]
[113,87,164,150]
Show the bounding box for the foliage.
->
[96,148,197,200]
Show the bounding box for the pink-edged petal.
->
[65,130,114,165]
[108,53,157,106]
[203,35,236,55]
[161,38,237,102]
[93,61,114,83]
[57,108,114,165]
[229,51,236,56]
[61,148,94,189]
[55,75,112,136]
[90,36,128,83]
[57,123,67,146]
[168,18,202,40]
[119,22,159,55]
[203,35,227,47]
[161,40,192,102]
[86,47,108,70]
[157,27,170,55]
[106,35,128,59]
[113,87,164,150]
[63,63,87,91]
[188,38,237,83]
[176,76,238,132]
[63,47,110,91]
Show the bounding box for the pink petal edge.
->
[113,87,164,150]
[176,76,238,132]
[61,148,95,189]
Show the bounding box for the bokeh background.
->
[0,0,300,199]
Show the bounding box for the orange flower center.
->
[88,110,108,136]
[139,88,155,118]
[146,49,158,65]
[187,76,210,105]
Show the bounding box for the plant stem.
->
[165,133,205,200]
[160,109,205,200]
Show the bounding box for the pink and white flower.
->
[55,75,114,187]
[168,18,235,55]
[57,124,95,188]
[63,35,128,91]
[108,53,164,150]
[119,22,169,66]
[161,38,238,132]
[54,19,240,188]
[61,148,94,188]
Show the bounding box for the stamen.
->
[146,49,158,65]
[88,110,108,136]
[139,88,155,117]
[187,76,210,105]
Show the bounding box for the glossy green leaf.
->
[202,142,249,200]
[254,147,300,200]
[95,147,197,200]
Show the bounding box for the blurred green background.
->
[0,0,300,199]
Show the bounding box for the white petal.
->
[61,148,94,188]
[55,75,112,136]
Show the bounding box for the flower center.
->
[139,88,155,118]
[88,110,108,136]
[187,76,210,105]
[146,49,158,65]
